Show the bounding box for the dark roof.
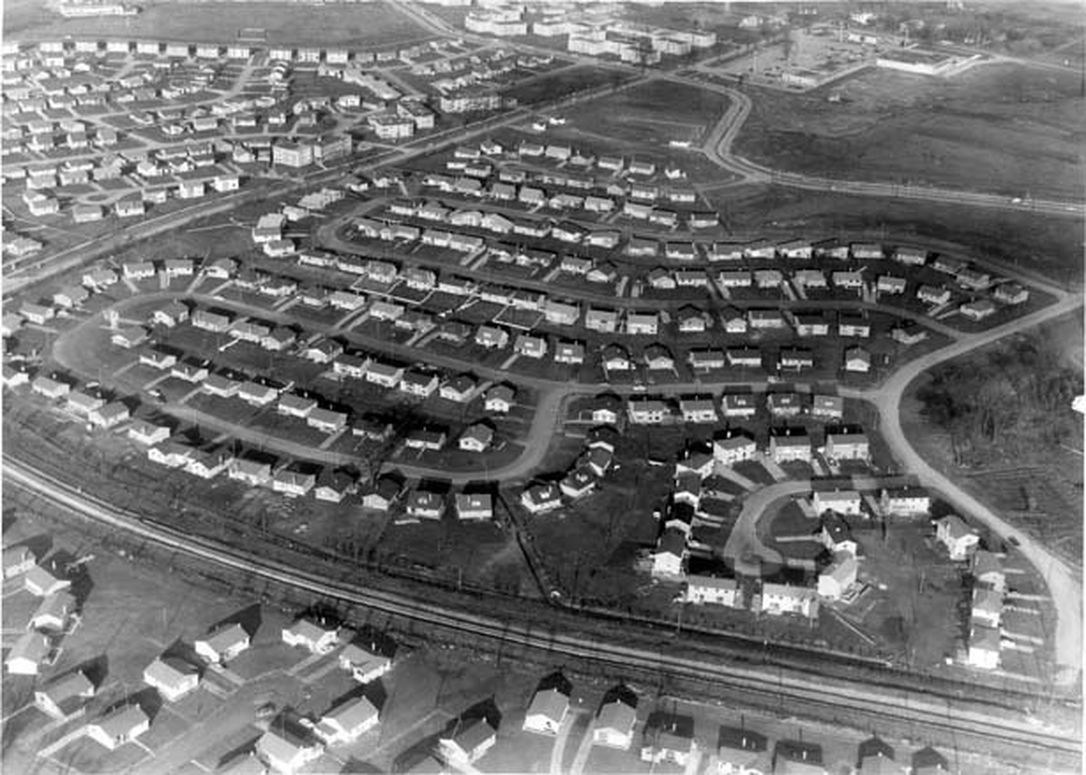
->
[718,726,767,753]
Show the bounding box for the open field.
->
[734,63,1086,200]
[3,0,433,48]
[710,183,1086,285]
[501,65,633,107]
[562,78,729,149]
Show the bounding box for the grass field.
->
[709,183,1085,285]
[3,0,432,48]
[734,63,1085,201]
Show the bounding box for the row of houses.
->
[13,37,457,68]
[3,556,79,677]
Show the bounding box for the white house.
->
[5,631,52,675]
[817,552,858,601]
[315,695,380,745]
[194,623,251,664]
[282,618,339,654]
[759,583,818,618]
[593,697,637,749]
[143,656,200,702]
[684,575,740,607]
[439,718,497,766]
[523,687,570,736]
[338,642,392,684]
[256,728,324,774]
[86,705,150,750]
[935,515,979,561]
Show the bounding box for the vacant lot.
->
[734,63,1085,200]
[4,1,432,47]
[563,78,729,148]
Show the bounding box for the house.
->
[792,312,830,337]
[34,670,96,720]
[716,727,771,775]
[967,625,1001,670]
[486,384,514,414]
[316,696,380,745]
[818,552,859,601]
[837,314,871,338]
[824,430,869,461]
[773,740,827,775]
[971,586,1003,628]
[439,718,498,766]
[769,428,811,463]
[810,395,844,421]
[339,641,392,684]
[684,575,740,607]
[475,326,509,349]
[255,728,323,775]
[993,282,1029,305]
[779,347,814,371]
[5,631,52,675]
[459,423,494,452]
[54,285,90,308]
[594,695,637,749]
[960,299,997,321]
[554,341,586,365]
[844,347,872,373]
[767,393,803,418]
[273,469,317,497]
[877,275,907,295]
[21,302,56,325]
[29,590,77,631]
[521,482,562,514]
[194,622,251,664]
[727,347,763,369]
[879,487,931,517]
[405,428,446,451]
[86,705,150,750]
[626,312,659,336]
[144,656,200,702]
[185,449,233,480]
[455,493,493,521]
[651,528,687,578]
[689,350,727,374]
[680,399,717,424]
[25,564,72,597]
[315,469,358,504]
[237,381,278,406]
[715,392,757,422]
[935,515,979,561]
[523,686,571,736]
[917,285,952,305]
[400,370,440,399]
[3,545,37,579]
[514,334,547,359]
[819,512,859,557]
[713,430,757,466]
[405,489,445,521]
[760,583,818,618]
[89,402,130,429]
[644,345,675,371]
[32,376,71,400]
[111,327,149,349]
[972,550,1005,592]
[641,712,696,767]
[627,399,669,425]
[282,618,339,654]
[560,467,597,500]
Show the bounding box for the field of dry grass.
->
[734,63,1084,201]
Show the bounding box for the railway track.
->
[5,456,1079,764]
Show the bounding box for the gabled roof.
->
[526,687,569,722]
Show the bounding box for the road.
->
[4,458,1080,768]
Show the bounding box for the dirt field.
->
[3,0,433,48]
[734,62,1085,200]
